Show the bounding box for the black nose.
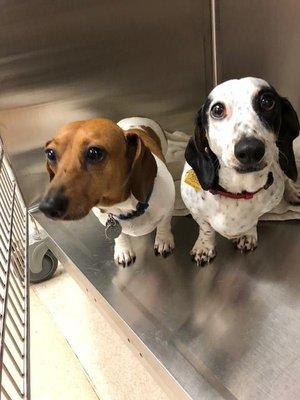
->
[39,193,68,219]
[234,137,265,165]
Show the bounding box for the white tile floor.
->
[31,265,170,400]
[30,290,99,400]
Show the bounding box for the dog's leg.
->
[284,178,300,205]
[191,220,216,267]
[233,225,258,252]
[154,214,175,258]
[114,233,136,267]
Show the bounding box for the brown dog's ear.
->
[125,131,157,203]
[185,107,219,190]
[277,97,299,181]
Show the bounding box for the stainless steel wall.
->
[0,0,212,206]
[217,0,300,113]
[2,1,299,207]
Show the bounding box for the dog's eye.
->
[210,103,226,119]
[260,93,275,111]
[86,147,106,163]
[45,149,57,163]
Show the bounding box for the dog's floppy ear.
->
[125,131,157,202]
[185,107,219,190]
[277,98,299,181]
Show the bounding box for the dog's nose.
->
[39,193,68,219]
[234,137,265,165]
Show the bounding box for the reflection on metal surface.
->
[210,0,218,86]
[33,211,300,400]
[217,0,300,113]
[0,0,212,207]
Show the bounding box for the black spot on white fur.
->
[252,86,281,134]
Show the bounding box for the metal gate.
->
[0,138,30,400]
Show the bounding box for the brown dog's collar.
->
[209,172,274,200]
[111,186,153,221]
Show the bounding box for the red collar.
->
[209,172,274,200]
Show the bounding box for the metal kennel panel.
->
[0,140,30,400]
[0,0,212,208]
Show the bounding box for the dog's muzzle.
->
[234,137,265,173]
[39,192,69,219]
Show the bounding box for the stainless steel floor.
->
[33,211,300,400]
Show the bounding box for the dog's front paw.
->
[114,245,136,267]
[190,245,216,267]
[233,234,257,252]
[154,233,175,258]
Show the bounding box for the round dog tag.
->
[105,215,122,239]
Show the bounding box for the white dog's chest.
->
[181,164,284,238]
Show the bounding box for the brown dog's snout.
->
[39,190,69,219]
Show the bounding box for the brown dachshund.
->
[40,117,175,267]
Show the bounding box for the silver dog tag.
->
[105,214,122,239]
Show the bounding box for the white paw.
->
[190,244,216,267]
[114,245,136,267]
[154,233,175,258]
[233,234,257,252]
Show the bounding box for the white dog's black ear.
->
[185,107,219,190]
[277,98,299,181]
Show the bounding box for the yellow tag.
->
[184,169,201,192]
